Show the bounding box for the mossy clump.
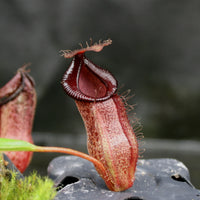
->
[0,171,57,200]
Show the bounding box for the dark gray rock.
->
[48,156,200,200]
[2,154,24,179]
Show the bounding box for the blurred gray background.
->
[1,0,200,188]
[1,0,200,140]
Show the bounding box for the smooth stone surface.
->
[48,156,200,200]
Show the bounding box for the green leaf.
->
[0,138,36,151]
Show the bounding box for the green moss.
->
[0,171,57,200]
